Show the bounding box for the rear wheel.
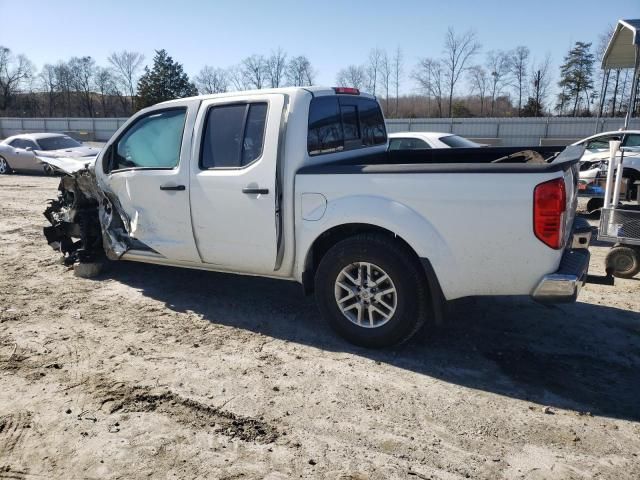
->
[0,156,10,174]
[314,233,429,348]
[606,245,640,279]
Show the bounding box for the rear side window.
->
[624,134,640,147]
[200,102,268,169]
[389,138,431,150]
[307,96,386,156]
[438,135,479,148]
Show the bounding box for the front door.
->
[9,139,38,171]
[96,103,201,263]
[189,94,285,274]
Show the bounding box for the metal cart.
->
[595,20,640,278]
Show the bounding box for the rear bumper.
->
[531,218,591,303]
[531,249,590,303]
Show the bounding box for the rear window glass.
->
[37,136,82,150]
[438,135,479,148]
[307,95,386,156]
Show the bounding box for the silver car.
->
[0,133,100,175]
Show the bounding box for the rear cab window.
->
[307,95,386,156]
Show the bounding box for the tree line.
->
[0,24,637,119]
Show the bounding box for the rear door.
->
[96,101,202,262]
[189,93,285,274]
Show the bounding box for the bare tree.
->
[68,56,96,117]
[392,47,403,116]
[241,55,268,89]
[195,66,228,94]
[379,51,391,112]
[227,65,248,91]
[442,27,480,117]
[530,54,551,116]
[468,65,490,116]
[336,65,366,90]
[366,48,383,95]
[510,46,530,115]
[39,63,58,116]
[95,67,117,116]
[286,55,314,86]
[107,50,145,113]
[267,48,287,88]
[413,58,445,117]
[486,50,512,116]
[0,47,34,111]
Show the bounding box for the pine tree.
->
[136,49,198,109]
[556,42,595,116]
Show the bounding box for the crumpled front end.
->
[43,164,132,266]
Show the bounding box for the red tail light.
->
[333,87,360,95]
[534,178,566,249]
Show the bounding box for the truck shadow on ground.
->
[108,261,640,422]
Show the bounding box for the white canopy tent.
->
[599,19,640,129]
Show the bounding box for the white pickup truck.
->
[43,86,592,347]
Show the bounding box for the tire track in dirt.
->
[96,380,279,443]
[0,411,32,477]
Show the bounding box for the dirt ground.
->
[1,174,639,480]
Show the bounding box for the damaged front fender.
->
[43,163,132,265]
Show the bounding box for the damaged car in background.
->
[43,87,595,348]
[0,133,100,175]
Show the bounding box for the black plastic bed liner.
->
[298,145,583,175]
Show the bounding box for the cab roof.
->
[159,86,376,106]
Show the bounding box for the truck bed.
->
[298,145,583,175]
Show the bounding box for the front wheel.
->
[314,233,429,348]
[0,156,10,174]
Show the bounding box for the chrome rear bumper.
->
[532,249,590,303]
[531,219,592,303]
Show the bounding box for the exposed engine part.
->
[43,164,132,266]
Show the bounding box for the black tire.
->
[0,156,11,175]
[606,246,640,279]
[314,233,430,348]
[73,260,108,279]
[586,197,604,214]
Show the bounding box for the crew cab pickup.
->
[43,86,591,347]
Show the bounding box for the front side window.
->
[200,102,268,169]
[108,108,186,172]
[10,139,28,149]
[307,95,387,156]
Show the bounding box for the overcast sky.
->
[1,0,638,95]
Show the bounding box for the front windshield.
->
[36,136,82,151]
[439,135,480,148]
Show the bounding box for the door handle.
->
[242,187,269,194]
[160,184,186,191]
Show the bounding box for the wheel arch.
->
[300,222,446,324]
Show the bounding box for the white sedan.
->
[0,133,100,175]
[388,132,484,150]
[574,130,640,209]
